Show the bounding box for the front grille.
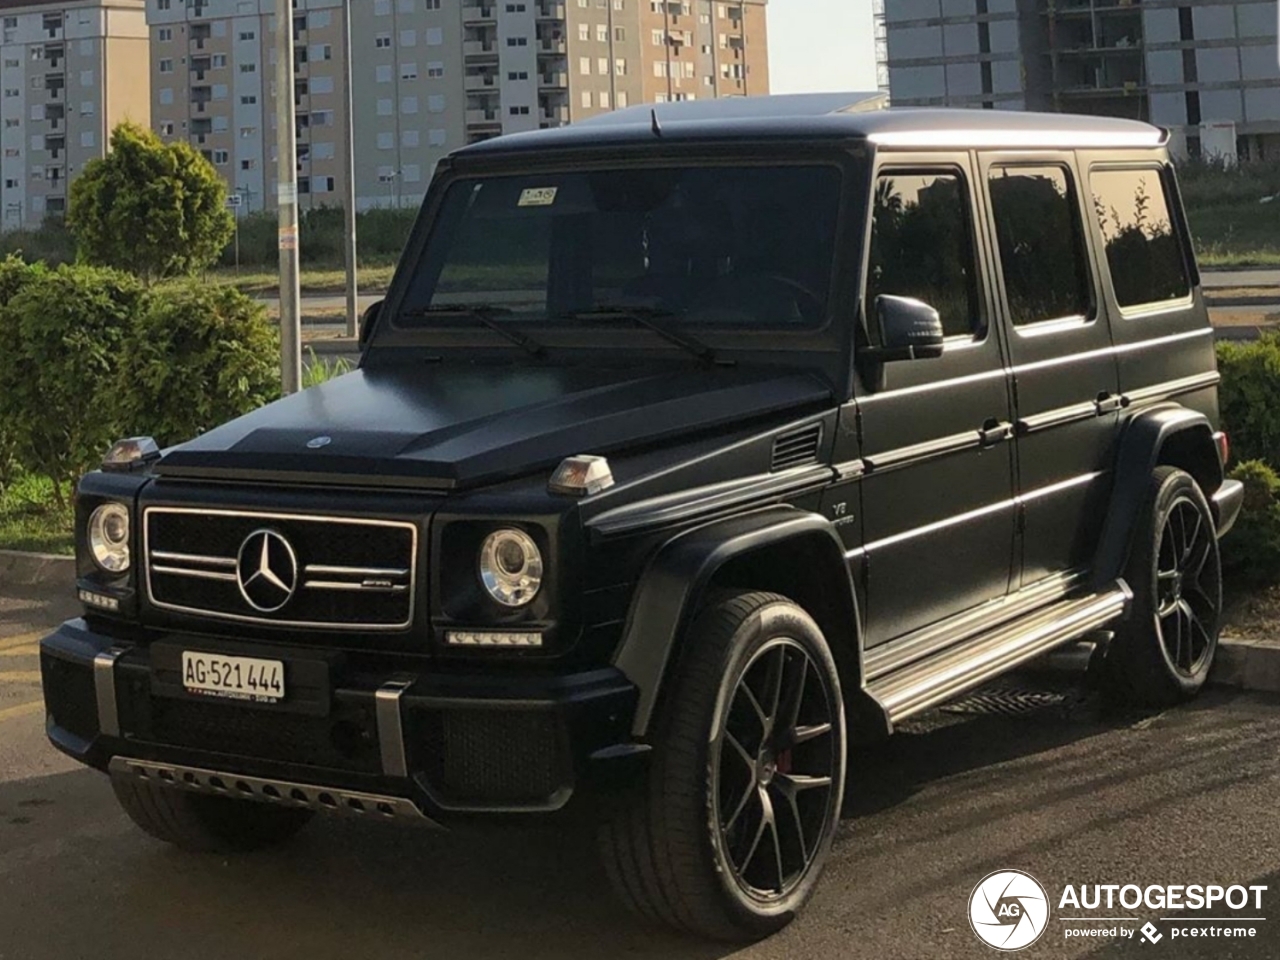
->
[144,507,417,630]
[128,696,383,774]
[416,709,569,806]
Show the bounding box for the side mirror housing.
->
[861,295,945,363]
[358,299,383,351]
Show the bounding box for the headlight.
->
[478,528,543,607]
[87,503,131,574]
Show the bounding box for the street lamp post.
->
[275,0,302,395]
[340,0,359,339]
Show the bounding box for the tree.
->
[68,122,235,283]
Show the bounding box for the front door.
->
[854,155,1017,647]
[978,154,1121,586]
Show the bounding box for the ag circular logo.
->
[968,869,1050,951]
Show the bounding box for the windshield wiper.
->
[557,305,720,366]
[400,304,546,359]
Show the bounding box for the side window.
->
[866,170,981,340]
[1090,167,1191,310]
[988,165,1092,326]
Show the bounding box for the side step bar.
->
[866,581,1131,729]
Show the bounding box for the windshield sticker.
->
[518,187,558,207]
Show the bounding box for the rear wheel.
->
[598,591,847,941]
[1102,467,1221,708]
[112,776,313,853]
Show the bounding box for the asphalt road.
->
[2,586,1278,960]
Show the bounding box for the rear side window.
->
[988,165,1092,326]
[865,171,981,339]
[1090,167,1191,309]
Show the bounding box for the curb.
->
[1213,636,1280,695]
[0,548,75,588]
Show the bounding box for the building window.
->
[401,96,418,114]
[377,98,393,115]
[239,63,256,73]
[402,129,419,147]
[579,57,590,75]
[240,159,256,170]
[399,29,416,47]
[427,94,444,112]
[597,58,607,75]
[428,62,445,78]
[377,131,394,149]
[600,91,610,109]
[615,58,627,75]
[375,33,392,49]
[311,76,334,94]
[614,27,626,41]
[158,121,174,135]
[429,128,446,147]
[509,105,530,115]
[507,70,528,80]
[581,90,592,109]
[239,126,256,137]
[401,63,418,80]
[506,37,528,47]
[578,24,589,42]
[426,0,441,8]
[652,30,663,46]
[240,94,257,104]
[597,24,608,42]
[617,90,628,107]
[426,27,443,45]
[211,54,227,67]
[156,0,171,9]
[158,27,172,41]
[239,30,255,41]
[377,64,392,83]
[212,149,229,164]
[159,58,173,73]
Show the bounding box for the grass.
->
[1187,202,1280,268]
[0,472,74,555]
[209,262,399,298]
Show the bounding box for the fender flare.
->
[611,505,866,738]
[1091,404,1222,590]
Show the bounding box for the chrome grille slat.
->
[151,565,238,583]
[144,507,418,631]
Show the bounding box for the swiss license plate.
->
[181,651,286,704]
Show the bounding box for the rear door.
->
[978,154,1121,587]
[854,153,1017,646]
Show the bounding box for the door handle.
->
[979,419,1013,446]
[1095,392,1125,415]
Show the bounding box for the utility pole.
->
[275,0,302,394]
[340,0,359,339]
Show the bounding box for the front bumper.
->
[41,619,642,824]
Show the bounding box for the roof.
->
[454,93,1167,158]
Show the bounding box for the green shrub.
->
[0,256,49,490]
[1220,459,1280,587]
[1215,334,1280,466]
[0,264,143,506]
[0,220,75,267]
[114,283,281,447]
[302,348,352,389]
[218,205,415,269]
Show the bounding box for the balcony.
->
[465,71,498,91]
[541,105,568,124]
[466,108,501,126]
[463,39,499,59]
[462,3,497,24]
[536,1,566,17]
[538,37,567,54]
[538,71,568,89]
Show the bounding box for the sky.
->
[767,0,878,94]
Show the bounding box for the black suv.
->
[41,95,1243,941]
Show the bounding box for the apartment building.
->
[881,1,1280,161]
[146,0,768,214]
[0,0,149,229]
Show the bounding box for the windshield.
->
[396,164,844,333]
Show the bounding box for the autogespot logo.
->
[969,869,1051,951]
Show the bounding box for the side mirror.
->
[358,299,383,351]
[862,295,945,363]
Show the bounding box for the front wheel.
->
[598,591,847,941]
[1102,466,1222,708]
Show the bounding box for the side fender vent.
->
[771,423,823,471]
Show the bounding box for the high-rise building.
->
[883,0,1280,161]
[146,0,769,216]
[0,0,150,229]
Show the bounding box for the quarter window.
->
[988,165,1092,326]
[866,171,981,339]
[1090,168,1190,309]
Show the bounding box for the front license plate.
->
[181,651,286,704]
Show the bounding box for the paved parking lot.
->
[2,583,1278,960]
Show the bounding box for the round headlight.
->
[478,528,543,607]
[88,503,131,574]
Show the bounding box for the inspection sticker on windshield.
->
[518,187,558,207]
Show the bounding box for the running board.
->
[866,581,1131,729]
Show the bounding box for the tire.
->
[1101,466,1222,708]
[112,776,313,853]
[598,591,847,941]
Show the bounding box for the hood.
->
[154,363,833,490]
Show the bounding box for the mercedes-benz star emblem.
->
[306,435,332,449]
[235,529,299,613]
